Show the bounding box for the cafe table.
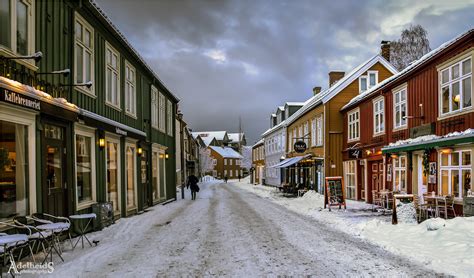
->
[423,195,446,217]
[69,213,96,249]
[36,223,66,263]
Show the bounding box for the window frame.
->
[167,99,173,136]
[159,92,166,132]
[316,115,323,146]
[74,126,97,210]
[74,12,95,96]
[151,85,159,129]
[393,155,407,192]
[105,42,121,109]
[393,86,408,130]
[439,56,472,117]
[0,0,36,70]
[373,96,385,136]
[368,70,378,88]
[359,76,368,92]
[347,108,360,142]
[124,60,136,118]
[438,149,471,199]
[125,140,138,210]
[344,160,357,200]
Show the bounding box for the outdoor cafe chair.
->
[0,221,35,266]
[13,216,52,257]
[422,193,437,218]
[438,195,457,219]
[372,190,383,211]
[32,213,73,252]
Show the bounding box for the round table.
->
[69,213,96,249]
[36,223,67,263]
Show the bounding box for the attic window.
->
[359,71,378,93]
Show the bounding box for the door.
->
[43,127,67,217]
[141,150,150,209]
[258,166,263,185]
[418,156,428,201]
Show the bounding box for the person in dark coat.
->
[238,174,241,181]
[224,176,228,183]
[187,174,199,200]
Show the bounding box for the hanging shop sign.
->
[115,127,128,136]
[1,89,41,110]
[349,148,361,159]
[294,140,307,153]
[324,176,346,211]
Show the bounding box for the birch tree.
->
[390,25,431,71]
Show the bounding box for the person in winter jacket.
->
[187,174,199,200]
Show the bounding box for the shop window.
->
[439,150,471,198]
[0,120,28,221]
[393,156,407,192]
[125,61,136,117]
[105,43,120,108]
[348,108,360,142]
[440,57,472,116]
[75,13,94,95]
[125,144,136,209]
[75,132,95,206]
[106,140,120,213]
[0,0,35,66]
[393,87,407,129]
[152,151,160,201]
[344,161,356,199]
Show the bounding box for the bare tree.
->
[199,147,215,176]
[390,24,431,71]
[241,146,252,170]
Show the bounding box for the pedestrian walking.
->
[187,174,199,200]
[224,176,228,183]
[238,174,241,181]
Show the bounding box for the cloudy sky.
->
[96,0,474,144]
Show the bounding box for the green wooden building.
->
[0,0,178,222]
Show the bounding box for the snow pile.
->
[388,128,474,148]
[395,202,417,224]
[233,180,474,276]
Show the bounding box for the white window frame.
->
[368,70,378,88]
[167,99,173,136]
[303,122,309,146]
[311,119,316,147]
[151,86,159,129]
[359,76,368,93]
[124,61,136,118]
[439,149,471,199]
[212,159,217,166]
[439,57,472,116]
[125,140,138,210]
[159,92,166,132]
[0,0,36,70]
[393,86,407,130]
[316,115,323,146]
[105,134,121,215]
[393,155,407,192]
[74,13,95,96]
[74,125,97,209]
[373,96,384,136]
[348,108,360,142]
[105,42,120,109]
[344,160,357,200]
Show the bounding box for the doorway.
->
[417,155,428,200]
[42,124,67,216]
[141,149,150,209]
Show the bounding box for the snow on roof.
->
[285,102,305,106]
[193,131,227,141]
[285,54,397,127]
[89,0,179,102]
[278,106,285,111]
[209,146,243,159]
[228,133,244,143]
[384,129,474,149]
[253,139,264,147]
[342,29,474,111]
[200,136,216,147]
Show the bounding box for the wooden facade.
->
[252,140,265,184]
[209,147,243,180]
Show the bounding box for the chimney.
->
[381,40,390,62]
[313,86,322,96]
[328,71,345,87]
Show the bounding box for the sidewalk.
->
[232,178,474,277]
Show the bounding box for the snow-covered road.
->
[47,180,440,277]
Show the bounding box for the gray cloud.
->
[95,0,474,144]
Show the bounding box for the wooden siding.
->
[287,104,324,158]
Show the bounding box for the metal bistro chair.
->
[32,213,73,253]
[13,216,52,258]
[372,190,383,211]
[413,195,429,222]
[438,195,457,219]
[0,222,35,267]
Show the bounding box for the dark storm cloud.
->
[95,0,474,144]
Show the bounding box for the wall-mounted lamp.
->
[137,144,143,156]
[366,150,372,156]
[37,68,70,77]
[60,80,93,89]
[165,153,169,159]
[376,150,382,155]
[440,148,453,154]
[390,154,398,159]
[98,131,105,149]
[0,51,43,62]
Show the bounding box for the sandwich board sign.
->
[324,177,346,211]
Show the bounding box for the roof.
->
[209,146,243,159]
[192,131,227,141]
[228,133,244,143]
[342,28,474,111]
[285,54,397,126]
[285,102,306,106]
[252,139,264,148]
[88,1,179,102]
[278,106,285,111]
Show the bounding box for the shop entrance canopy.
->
[272,154,311,168]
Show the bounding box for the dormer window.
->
[359,71,378,93]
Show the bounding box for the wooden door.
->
[371,161,383,194]
[43,138,67,216]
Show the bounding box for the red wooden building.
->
[341,29,473,213]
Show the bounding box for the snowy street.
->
[46,180,439,277]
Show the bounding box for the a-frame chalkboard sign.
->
[324,177,347,211]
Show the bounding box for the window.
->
[368,71,378,87]
[75,13,94,95]
[224,159,227,165]
[373,97,384,135]
[311,119,316,146]
[0,0,35,63]
[303,122,309,146]
[159,92,166,132]
[151,86,158,129]
[393,156,407,192]
[393,87,407,129]
[359,71,378,93]
[125,62,136,117]
[106,138,121,213]
[106,43,120,108]
[75,129,96,207]
[0,120,28,221]
[348,109,360,141]
[125,143,136,209]
[167,100,173,136]
[230,159,233,166]
[440,58,472,115]
[359,76,367,92]
[212,159,217,166]
[440,150,471,198]
[344,161,356,199]
[316,116,323,146]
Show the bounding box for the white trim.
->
[373,96,385,136]
[125,140,138,211]
[74,12,95,96]
[151,85,159,129]
[105,41,121,109]
[393,85,408,130]
[105,134,121,215]
[74,124,97,210]
[347,108,360,142]
[438,148,472,199]
[359,75,368,93]
[124,60,137,118]
[368,70,379,88]
[0,104,37,216]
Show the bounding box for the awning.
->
[382,130,474,154]
[273,154,311,168]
